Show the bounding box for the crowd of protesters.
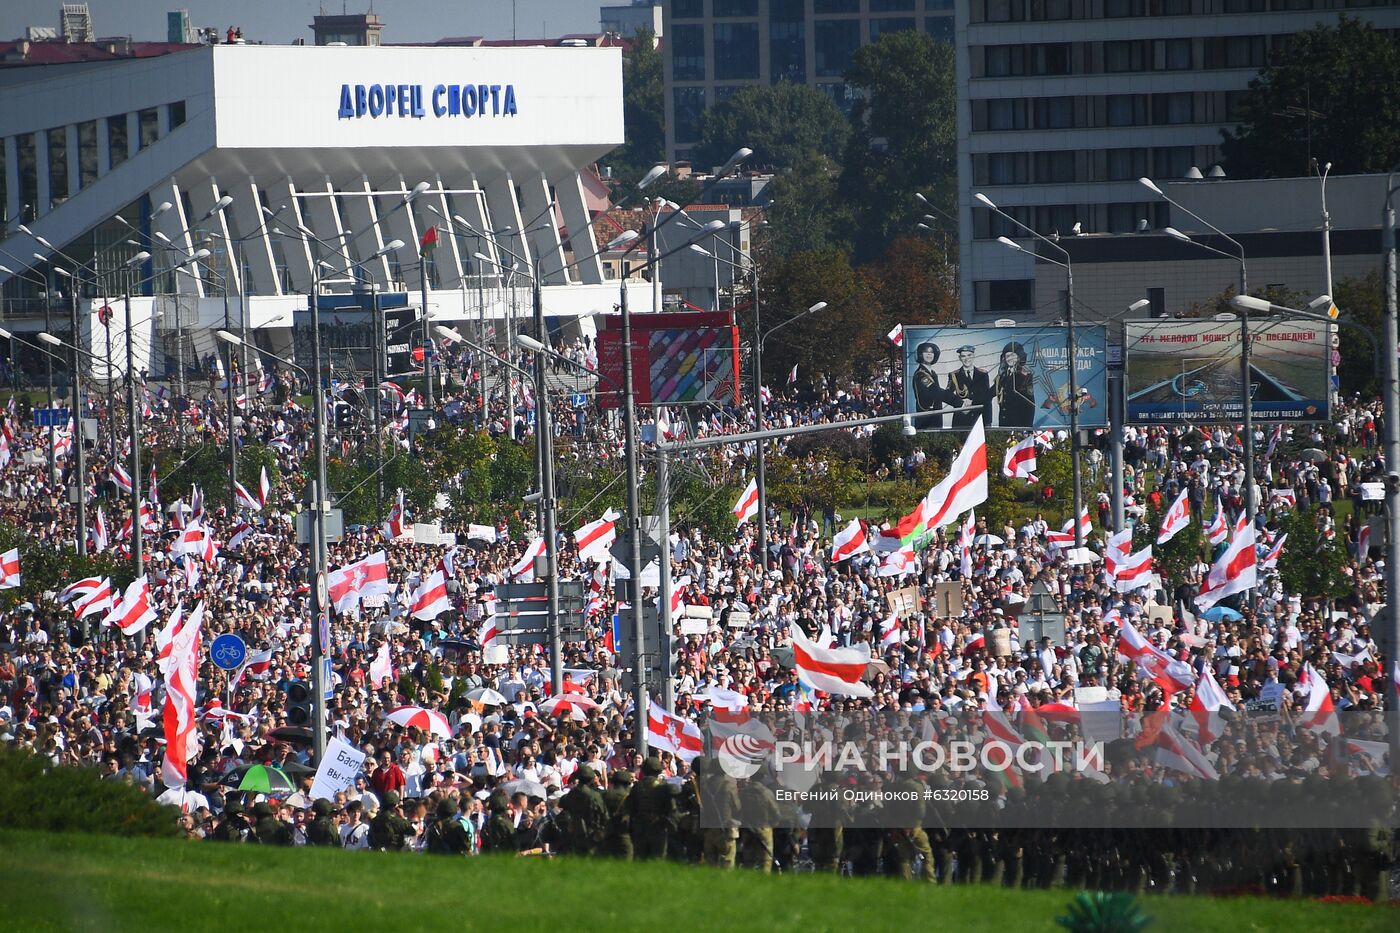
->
[0,334,1395,897]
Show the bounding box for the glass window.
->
[714,22,759,79]
[871,18,917,40]
[985,45,1013,77]
[985,0,1020,22]
[1152,93,1193,125]
[46,127,67,207]
[1034,97,1074,128]
[1105,40,1145,73]
[671,25,706,81]
[1032,0,1074,18]
[980,279,1034,314]
[814,0,859,12]
[814,19,860,77]
[770,19,806,83]
[107,114,128,168]
[1153,147,1193,178]
[925,16,954,43]
[987,153,1025,185]
[77,121,97,188]
[1104,0,1143,15]
[1227,36,1265,68]
[168,100,186,128]
[770,0,803,19]
[137,108,159,149]
[1035,44,1071,75]
[1107,149,1149,181]
[673,87,706,144]
[17,134,37,223]
[870,0,916,9]
[988,99,1026,130]
[1162,38,1191,70]
[1034,151,1075,183]
[1106,95,1146,126]
[713,0,757,15]
[673,0,705,18]
[926,0,954,9]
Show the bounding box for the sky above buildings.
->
[0,0,601,44]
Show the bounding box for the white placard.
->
[310,735,366,800]
[483,644,509,664]
[467,524,497,543]
[679,618,709,636]
[1362,482,1385,501]
[413,522,442,544]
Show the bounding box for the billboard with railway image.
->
[1124,319,1329,424]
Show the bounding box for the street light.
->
[1144,176,1256,531]
[981,192,1086,547]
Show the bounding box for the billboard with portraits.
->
[903,326,1108,432]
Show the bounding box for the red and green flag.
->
[419,225,438,256]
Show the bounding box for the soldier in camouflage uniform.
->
[738,779,780,872]
[559,765,610,856]
[426,796,472,855]
[627,756,678,860]
[602,770,634,860]
[368,790,414,851]
[306,798,341,847]
[209,800,253,843]
[480,790,518,854]
[694,757,741,870]
[886,773,935,882]
[252,801,293,846]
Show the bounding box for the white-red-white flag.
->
[258,465,271,507]
[1205,504,1229,546]
[1300,662,1340,737]
[574,509,619,563]
[790,625,873,698]
[886,324,904,347]
[409,568,452,620]
[1189,667,1234,744]
[646,699,704,762]
[1046,509,1091,548]
[733,478,760,526]
[1114,545,1154,593]
[1157,488,1191,544]
[104,575,158,635]
[74,579,115,620]
[326,551,390,613]
[1002,433,1038,483]
[1261,532,1287,570]
[879,612,903,649]
[1194,521,1256,610]
[510,537,547,581]
[160,599,204,790]
[830,519,868,562]
[369,641,394,689]
[233,479,262,511]
[0,547,19,589]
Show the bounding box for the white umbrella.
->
[453,711,483,736]
[500,778,547,799]
[466,687,508,706]
[973,533,1004,546]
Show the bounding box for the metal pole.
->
[657,442,674,709]
[370,283,384,522]
[649,208,661,313]
[752,265,767,571]
[1109,355,1126,534]
[421,251,434,409]
[620,261,649,754]
[476,241,487,427]
[224,284,237,506]
[1381,177,1400,765]
[45,297,55,488]
[532,267,562,695]
[70,285,87,555]
[310,266,331,766]
[1239,259,1254,530]
[124,279,143,578]
[1066,265,1083,547]
[103,314,116,459]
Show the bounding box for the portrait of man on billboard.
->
[994,341,1035,428]
[946,344,992,429]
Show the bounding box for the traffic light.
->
[285,681,312,726]
[332,401,353,428]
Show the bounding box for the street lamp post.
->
[1382,166,1400,764]
[1141,178,1255,531]
[979,192,1085,546]
[1112,300,1151,533]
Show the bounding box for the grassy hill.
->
[2,830,1396,932]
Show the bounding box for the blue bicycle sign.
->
[209,633,247,671]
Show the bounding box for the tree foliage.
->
[760,159,853,258]
[861,234,960,337]
[695,83,849,176]
[839,32,957,263]
[1276,505,1350,601]
[1134,500,1206,593]
[753,248,881,384]
[1220,17,1400,178]
[614,27,665,177]
[0,521,131,610]
[1333,270,1383,398]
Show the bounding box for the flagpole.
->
[420,237,434,409]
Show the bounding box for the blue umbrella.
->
[1202,606,1243,623]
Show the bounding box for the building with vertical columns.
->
[0,42,636,377]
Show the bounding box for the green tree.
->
[615,27,665,176]
[1333,270,1383,398]
[839,32,956,262]
[1134,501,1206,593]
[861,234,961,335]
[754,248,881,383]
[694,83,849,175]
[1220,17,1400,178]
[0,524,131,609]
[759,158,853,258]
[1276,505,1351,601]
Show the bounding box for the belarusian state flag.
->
[419,225,438,256]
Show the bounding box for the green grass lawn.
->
[1,830,1394,932]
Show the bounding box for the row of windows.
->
[672,15,951,81]
[973,0,1385,22]
[971,90,1248,132]
[2,102,184,223]
[972,202,1171,240]
[673,0,955,17]
[973,144,1219,185]
[974,34,1293,77]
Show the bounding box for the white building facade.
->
[0,43,643,377]
[955,1,1400,322]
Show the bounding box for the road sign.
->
[322,657,335,700]
[315,571,329,614]
[571,393,588,408]
[210,633,247,671]
[32,407,70,427]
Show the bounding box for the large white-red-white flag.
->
[510,537,547,580]
[574,509,619,563]
[1300,662,1340,737]
[1205,504,1229,546]
[790,625,873,698]
[1114,545,1154,593]
[919,417,988,532]
[1194,520,1256,609]
[830,519,868,562]
[160,600,204,790]
[369,641,394,689]
[1002,434,1038,483]
[733,478,760,526]
[409,567,452,620]
[646,699,704,762]
[1046,510,1091,548]
[1190,667,1234,744]
[0,547,19,589]
[327,551,390,613]
[103,575,158,635]
[1103,528,1132,579]
[1157,488,1191,544]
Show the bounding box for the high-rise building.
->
[663,0,956,164]
[311,10,385,47]
[601,1,665,39]
[956,1,1400,322]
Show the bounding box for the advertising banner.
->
[1124,319,1329,423]
[596,311,741,407]
[903,326,1107,431]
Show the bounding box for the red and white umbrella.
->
[383,705,451,738]
[538,695,600,721]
